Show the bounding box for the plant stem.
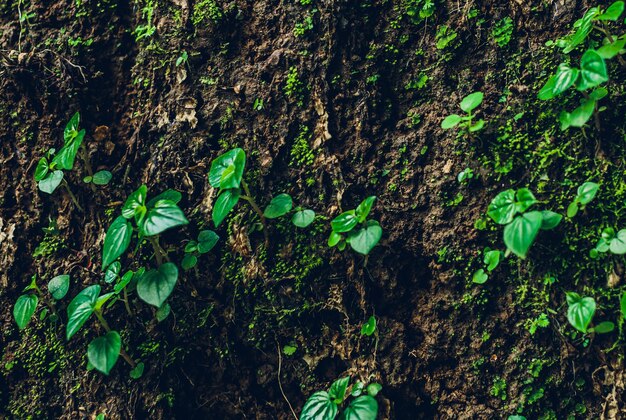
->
[240,180,269,246]
[148,236,168,266]
[123,288,133,316]
[80,145,96,192]
[33,285,57,316]
[596,25,626,67]
[94,310,136,368]
[62,180,83,211]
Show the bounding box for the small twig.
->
[62,179,83,211]
[276,342,298,420]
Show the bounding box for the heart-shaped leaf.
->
[460,92,484,113]
[540,210,563,230]
[147,189,182,208]
[610,229,626,254]
[300,391,337,420]
[122,185,147,219]
[472,269,488,284]
[553,64,580,96]
[503,211,543,258]
[343,395,379,420]
[329,376,350,403]
[197,230,219,253]
[484,250,501,272]
[361,316,377,336]
[48,274,70,300]
[331,211,358,233]
[88,331,121,375]
[140,199,189,237]
[67,285,100,340]
[35,157,49,181]
[181,254,198,270]
[347,221,383,255]
[104,261,121,284]
[136,262,178,307]
[208,148,246,189]
[38,170,64,194]
[102,216,132,269]
[14,294,38,330]
[576,182,599,205]
[578,50,608,90]
[566,292,596,333]
[487,189,516,224]
[292,209,315,228]
[92,170,112,185]
[213,189,241,227]
[263,193,293,219]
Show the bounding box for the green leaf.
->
[64,112,81,141]
[366,383,382,397]
[567,202,579,218]
[283,344,297,356]
[620,292,626,319]
[593,321,615,334]
[487,189,516,224]
[263,193,293,219]
[136,262,178,307]
[292,209,315,228]
[122,185,147,219]
[503,211,543,258]
[566,293,596,333]
[185,240,198,253]
[181,254,198,270]
[515,188,537,213]
[300,391,337,420]
[14,295,38,330]
[197,230,219,253]
[589,87,608,100]
[538,75,557,100]
[208,148,246,189]
[597,1,624,20]
[563,9,596,53]
[156,303,171,322]
[553,64,580,95]
[347,221,382,255]
[35,157,49,181]
[560,99,595,130]
[460,92,484,113]
[328,231,343,247]
[469,119,485,132]
[66,285,100,340]
[351,381,365,397]
[355,196,376,222]
[578,50,608,90]
[576,182,599,205]
[329,377,350,403]
[147,189,183,208]
[102,216,132,269]
[331,211,358,233]
[104,261,121,284]
[141,199,189,236]
[597,36,626,58]
[48,274,70,299]
[484,250,501,271]
[213,189,240,227]
[609,229,626,254]
[53,129,85,170]
[92,170,112,185]
[87,331,121,375]
[38,170,64,194]
[342,395,378,420]
[361,316,377,336]
[114,270,134,294]
[130,362,145,379]
[540,210,562,230]
[441,114,462,129]
[472,269,488,284]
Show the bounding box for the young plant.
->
[566,292,614,335]
[300,376,381,420]
[102,185,189,308]
[441,92,485,136]
[567,181,599,217]
[361,316,377,337]
[471,248,502,285]
[487,188,562,258]
[208,148,316,239]
[328,196,382,255]
[182,230,219,270]
[590,227,626,258]
[13,274,70,329]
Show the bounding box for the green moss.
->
[192,0,223,26]
[290,125,315,167]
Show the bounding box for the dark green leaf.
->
[263,193,293,219]
[14,294,38,330]
[102,216,132,269]
[147,189,182,208]
[136,262,178,307]
[355,196,376,222]
[52,129,85,170]
[553,64,580,95]
[208,148,246,189]
[560,99,595,130]
[156,303,171,322]
[48,274,70,299]
[130,362,145,379]
[343,395,378,420]
[300,391,337,420]
[331,211,358,233]
[503,211,543,258]
[66,285,100,340]
[197,230,219,253]
[92,170,112,185]
[593,321,615,334]
[35,157,49,181]
[213,189,240,227]
[329,377,350,403]
[181,254,198,270]
[87,331,121,375]
[540,210,562,230]
[141,199,189,236]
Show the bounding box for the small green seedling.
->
[329,196,382,255]
[590,227,626,258]
[441,92,486,136]
[471,248,502,284]
[300,376,381,420]
[457,167,474,184]
[208,148,316,239]
[83,170,112,186]
[567,182,599,217]
[487,188,562,258]
[361,316,377,336]
[102,185,189,308]
[182,230,219,270]
[13,274,70,329]
[565,293,614,335]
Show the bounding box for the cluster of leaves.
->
[540,1,625,130]
[590,227,626,258]
[471,248,502,285]
[491,17,514,47]
[14,274,70,330]
[487,188,562,259]
[182,230,219,270]
[567,182,599,217]
[328,196,382,255]
[300,377,381,420]
[441,92,486,135]
[565,292,623,335]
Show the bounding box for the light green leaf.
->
[347,221,382,255]
[567,202,579,218]
[212,189,240,227]
[560,99,595,130]
[366,383,382,397]
[460,92,484,113]
[487,189,516,225]
[597,36,626,58]
[292,209,315,228]
[576,182,599,205]
[35,157,49,181]
[328,231,342,247]
[503,211,543,258]
[472,269,488,284]
[329,377,350,403]
[538,75,557,100]
[263,193,293,219]
[566,292,596,333]
[343,395,378,420]
[38,170,64,194]
[136,262,178,307]
[66,285,100,340]
[484,250,501,271]
[553,64,580,95]
[87,331,121,375]
[469,119,485,132]
[597,1,624,20]
[441,114,462,129]
[515,188,537,213]
[147,189,182,208]
[578,50,608,90]
[300,391,337,420]
[563,9,596,53]
[140,199,189,236]
[14,294,38,330]
[64,112,81,141]
[102,216,132,269]
[208,148,246,189]
[331,211,359,233]
[609,229,626,254]
[48,274,70,299]
[621,292,626,319]
[122,185,147,219]
[355,196,376,222]
[540,210,562,230]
